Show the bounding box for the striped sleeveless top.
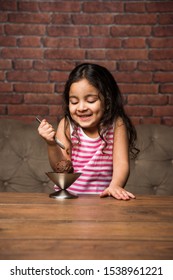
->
[68,124,114,194]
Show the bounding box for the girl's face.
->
[69,78,105,137]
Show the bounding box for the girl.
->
[38,63,138,200]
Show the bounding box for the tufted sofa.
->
[125,124,173,195]
[0,118,173,195]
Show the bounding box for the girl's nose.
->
[77,101,87,111]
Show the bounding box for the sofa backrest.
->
[126,124,173,195]
[0,119,173,195]
[0,119,52,193]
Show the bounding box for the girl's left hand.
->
[100,186,135,200]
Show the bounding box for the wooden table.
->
[0,192,173,260]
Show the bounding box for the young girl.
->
[38,63,138,200]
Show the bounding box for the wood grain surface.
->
[0,193,173,260]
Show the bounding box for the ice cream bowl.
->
[46,172,81,199]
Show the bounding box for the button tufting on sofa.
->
[0,119,173,195]
[23,156,28,162]
[125,124,173,195]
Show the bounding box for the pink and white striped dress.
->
[68,124,114,194]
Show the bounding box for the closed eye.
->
[69,94,99,104]
[87,99,97,103]
[69,97,78,105]
[86,95,99,103]
[70,100,78,105]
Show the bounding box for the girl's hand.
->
[38,119,56,146]
[100,186,135,200]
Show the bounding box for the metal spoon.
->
[36,117,65,150]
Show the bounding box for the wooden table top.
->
[0,192,173,260]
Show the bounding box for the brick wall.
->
[0,0,173,125]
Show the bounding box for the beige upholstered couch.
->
[0,119,173,195]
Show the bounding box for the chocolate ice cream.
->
[55,159,74,173]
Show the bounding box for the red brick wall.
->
[0,0,173,125]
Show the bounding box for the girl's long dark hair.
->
[63,63,139,158]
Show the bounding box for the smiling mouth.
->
[77,112,92,117]
[78,114,91,117]
[77,114,92,121]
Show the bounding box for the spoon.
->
[36,117,65,150]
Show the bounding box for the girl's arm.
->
[100,118,135,200]
[38,118,71,171]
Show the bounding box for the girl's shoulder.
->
[113,117,126,131]
[56,117,72,157]
[58,116,70,131]
[112,117,128,140]
[56,117,71,143]
[56,117,66,134]
[114,116,124,127]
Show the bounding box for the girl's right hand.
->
[37,119,56,146]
